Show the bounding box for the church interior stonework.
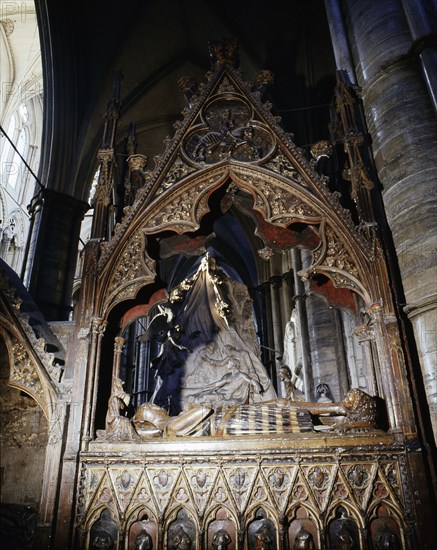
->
[0,1,436,548]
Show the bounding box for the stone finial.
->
[208,38,239,68]
[255,70,274,87]
[178,76,199,108]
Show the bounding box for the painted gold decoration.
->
[265,152,305,183]
[156,156,196,195]
[105,231,156,304]
[10,342,44,401]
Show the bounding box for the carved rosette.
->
[104,231,156,308]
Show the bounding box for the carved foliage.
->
[155,156,196,196]
[105,232,156,306]
[301,223,370,301]
[235,169,319,225]
[144,179,212,233]
[9,341,45,405]
[264,152,306,184]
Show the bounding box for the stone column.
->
[258,281,276,383]
[82,317,107,447]
[270,275,284,379]
[401,0,437,113]
[113,336,126,380]
[25,188,89,321]
[292,249,314,401]
[324,0,356,83]
[405,303,437,443]
[341,0,437,442]
[353,324,379,396]
[332,308,350,399]
[33,399,68,550]
[281,270,294,326]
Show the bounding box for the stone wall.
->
[0,339,48,509]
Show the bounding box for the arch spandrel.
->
[99,230,157,315]
[96,160,376,319]
[93,60,383,317]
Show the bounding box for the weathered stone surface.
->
[0,340,48,509]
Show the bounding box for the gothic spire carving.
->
[91,72,123,240]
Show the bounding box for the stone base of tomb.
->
[78,432,410,549]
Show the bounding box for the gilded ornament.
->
[107,232,155,298]
[10,342,44,400]
[156,156,196,195]
[265,153,303,182]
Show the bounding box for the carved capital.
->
[368,302,384,322]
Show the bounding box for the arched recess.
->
[97,163,375,319]
[0,332,48,513]
[82,56,415,437]
[87,157,382,430]
[0,269,67,536]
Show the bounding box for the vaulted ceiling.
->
[36,0,337,202]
